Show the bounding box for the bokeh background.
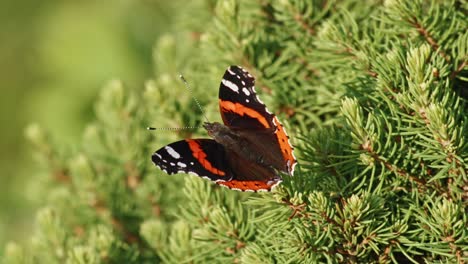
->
[0,0,181,252]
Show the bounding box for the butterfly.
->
[151,66,296,191]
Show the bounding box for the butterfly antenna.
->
[179,74,209,123]
[147,126,201,131]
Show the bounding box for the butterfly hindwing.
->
[217,149,282,192]
[152,139,233,181]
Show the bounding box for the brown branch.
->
[295,57,320,80]
[90,197,143,245]
[367,70,378,78]
[379,242,393,263]
[463,183,468,204]
[361,141,427,187]
[294,13,316,36]
[53,169,71,183]
[450,59,467,80]
[111,217,141,244]
[410,18,450,63]
[124,162,140,190]
[334,46,379,78]
[283,198,308,220]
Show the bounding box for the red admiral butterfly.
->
[152,66,296,191]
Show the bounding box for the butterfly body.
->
[152,66,296,192]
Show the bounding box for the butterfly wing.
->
[152,139,233,181]
[219,65,276,130]
[218,66,296,175]
[216,149,282,192]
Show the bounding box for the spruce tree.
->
[4,0,467,263]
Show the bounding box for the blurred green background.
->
[0,0,181,251]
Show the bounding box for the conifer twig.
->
[410,18,450,63]
[449,59,467,80]
[293,11,316,36]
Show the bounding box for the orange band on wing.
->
[186,140,226,176]
[217,179,279,191]
[273,116,296,174]
[219,100,271,128]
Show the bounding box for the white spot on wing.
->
[165,146,180,159]
[255,94,265,104]
[242,87,250,96]
[177,162,187,168]
[269,180,283,190]
[222,79,239,93]
[290,160,297,175]
[214,179,228,183]
[251,85,274,115]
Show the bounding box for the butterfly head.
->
[203,121,237,144]
[203,122,225,138]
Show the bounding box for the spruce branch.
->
[410,18,450,63]
[276,0,321,37]
[450,58,467,80]
[25,124,72,185]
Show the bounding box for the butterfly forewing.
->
[219,66,276,130]
[152,139,233,182]
[218,66,296,175]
